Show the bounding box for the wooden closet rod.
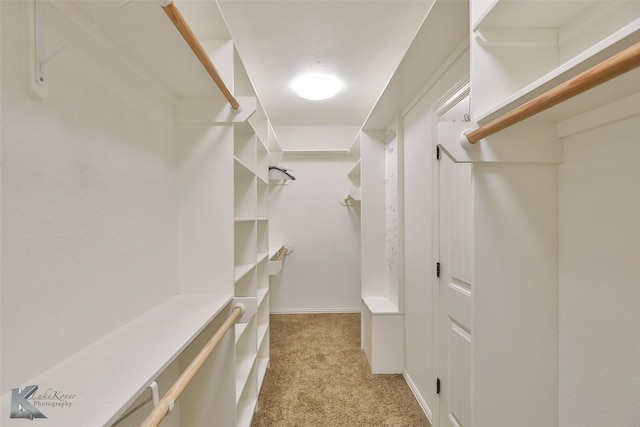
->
[464,41,640,145]
[140,305,244,427]
[161,1,241,111]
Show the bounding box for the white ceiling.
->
[216,1,435,127]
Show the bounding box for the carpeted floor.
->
[252,313,431,427]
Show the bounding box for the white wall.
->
[473,162,559,427]
[1,1,177,392]
[559,114,640,426]
[269,157,361,312]
[176,125,234,295]
[274,125,360,150]
[268,125,361,312]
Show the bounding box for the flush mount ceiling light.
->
[292,73,343,100]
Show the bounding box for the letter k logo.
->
[10,385,47,419]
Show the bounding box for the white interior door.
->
[438,148,473,427]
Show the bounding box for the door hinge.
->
[436,262,441,278]
[437,377,441,394]
[436,146,440,160]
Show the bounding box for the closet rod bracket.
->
[232,297,257,323]
[32,0,133,97]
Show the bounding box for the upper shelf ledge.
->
[30,0,236,105]
[476,19,640,124]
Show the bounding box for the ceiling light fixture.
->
[292,73,343,100]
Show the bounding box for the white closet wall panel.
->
[473,163,559,427]
[402,105,436,418]
[269,159,361,312]
[1,1,177,392]
[559,115,640,426]
[176,125,234,294]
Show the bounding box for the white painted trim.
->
[269,308,360,314]
[402,369,433,424]
[557,92,640,138]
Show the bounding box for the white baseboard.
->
[269,308,361,314]
[403,368,433,424]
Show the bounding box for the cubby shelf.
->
[257,323,269,347]
[236,397,258,427]
[235,354,257,403]
[257,288,269,306]
[234,263,255,283]
[348,159,361,177]
[232,92,271,426]
[235,322,249,344]
[234,157,256,176]
[257,356,269,391]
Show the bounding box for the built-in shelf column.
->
[233,94,271,426]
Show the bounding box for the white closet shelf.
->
[235,354,257,403]
[236,397,258,427]
[257,356,269,391]
[362,296,400,315]
[234,263,255,283]
[258,324,269,348]
[269,243,285,259]
[474,0,607,31]
[349,187,362,201]
[257,288,269,306]
[235,217,257,222]
[282,149,353,159]
[257,252,269,263]
[235,322,250,345]
[0,294,233,427]
[476,19,640,124]
[234,157,257,176]
[348,159,361,177]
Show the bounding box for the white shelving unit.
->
[233,95,272,426]
[471,0,640,122]
[431,2,640,426]
[2,1,277,425]
[357,129,404,374]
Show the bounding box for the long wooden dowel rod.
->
[465,41,640,144]
[161,1,241,111]
[140,305,244,427]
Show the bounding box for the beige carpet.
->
[253,314,431,427]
